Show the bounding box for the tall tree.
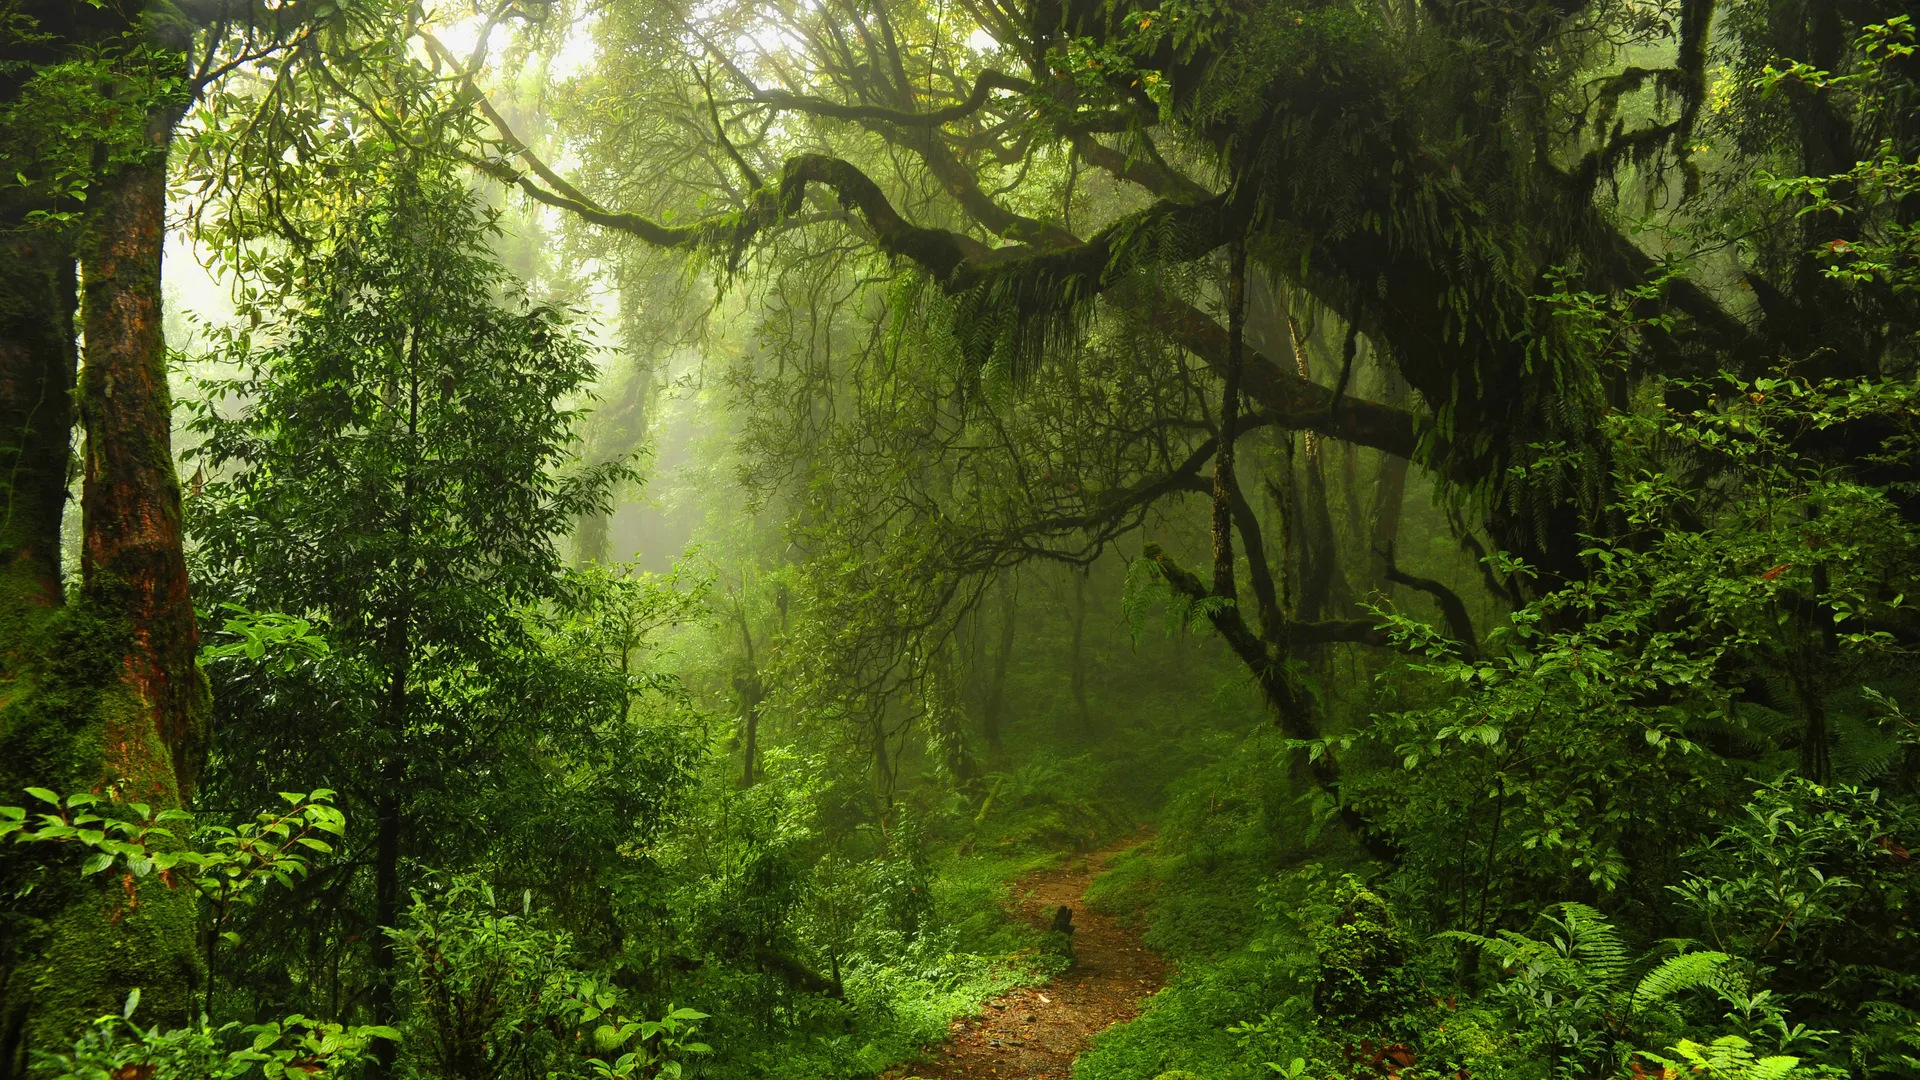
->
[188,163,631,1059]
[0,3,210,1058]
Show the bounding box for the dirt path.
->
[894,838,1166,1080]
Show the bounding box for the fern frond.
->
[1435,929,1533,969]
[1121,556,1165,644]
[1832,713,1904,783]
[1748,1055,1805,1080]
[1631,950,1733,1014]
[1553,903,1630,988]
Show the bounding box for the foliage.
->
[391,877,714,1080]
[33,997,394,1080]
[12,0,1920,1079]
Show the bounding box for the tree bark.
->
[368,656,407,1079]
[732,596,764,785]
[0,224,80,1078]
[4,148,209,1066]
[1068,568,1092,735]
[980,574,1016,757]
[926,643,978,786]
[78,157,211,804]
[1369,455,1410,597]
[0,230,78,611]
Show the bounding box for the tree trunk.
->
[735,674,764,786]
[1367,368,1411,596]
[1298,450,1345,621]
[1285,316,1347,622]
[0,228,81,1080]
[1068,568,1092,735]
[574,295,652,565]
[369,343,422,1080]
[0,229,78,611]
[1369,454,1410,597]
[368,662,407,1080]
[78,158,210,804]
[871,707,894,803]
[5,152,209,1067]
[926,643,977,787]
[732,597,764,785]
[980,576,1016,758]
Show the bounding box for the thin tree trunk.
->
[369,757,403,1077]
[1069,567,1092,735]
[732,595,765,785]
[1369,454,1410,596]
[1367,367,1410,597]
[740,686,762,785]
[575,295,652,565]
[871,707,894,803]
[369,319,424,1080]
[1212,243,1248,600]
[981,575,1015,758]
[927,643,977,786]
[1299,451,1344,621]
[368,587,411,1078]
[1284,315,1346,622]
[366,609,410,1080]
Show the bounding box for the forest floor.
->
[893,836,1167,1080]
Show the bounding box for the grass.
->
[1069,735,1365,1080]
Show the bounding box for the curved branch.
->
[754,70,1035,127]
[1152,291,1428,463]
[468,84,1436,481]
[1384,548,1480,659]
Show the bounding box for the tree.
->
[0,0,424,1055]
[450,0,1919,828]
[186,161,634,1061]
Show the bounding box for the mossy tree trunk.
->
[1067,567,1092,736]
[0,230,78,612]
[0,221,82,1080]
[0,132,209,1072]
[79,154,210,807]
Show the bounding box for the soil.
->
[891,837,1166,1080]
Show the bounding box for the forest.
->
[2,0,1919,1078]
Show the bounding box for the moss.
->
[0,593,203,1065]
[22,854,202,1044]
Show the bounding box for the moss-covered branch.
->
[752,70,1035,127]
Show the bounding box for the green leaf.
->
[81,853,114,875]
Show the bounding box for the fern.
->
[1649,1037,1808,1080]
[1121,555,1165,644]
[1448,907,1737,1036]
[1435,928,1542,972]
[1631,951,1734,1015]
[1550,903,1630,989]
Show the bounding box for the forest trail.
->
[895,836,1166,1080]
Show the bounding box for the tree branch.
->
[753,70,1035,127]
[1383,546,1480,659]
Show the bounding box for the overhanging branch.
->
[753,70,1035,127]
